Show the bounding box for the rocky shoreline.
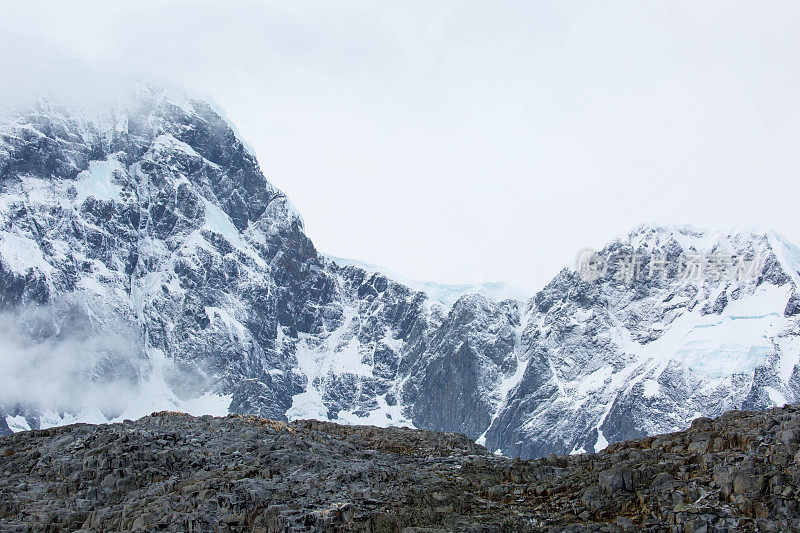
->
[2,405,800,532]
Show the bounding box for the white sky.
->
[3,1,799,291]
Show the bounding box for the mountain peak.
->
[624,222,791,251]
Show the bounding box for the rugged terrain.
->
[1,85,800,458]
[2,405,800,532]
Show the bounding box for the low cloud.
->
[0,300,145,420]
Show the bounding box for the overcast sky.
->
[3,1,799,291]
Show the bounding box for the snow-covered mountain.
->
[1,87,798,458]
[0,86,447,434]
[484,225,800,456]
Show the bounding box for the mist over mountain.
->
[1,85,798,458]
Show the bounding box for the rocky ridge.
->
[2,405,800,532]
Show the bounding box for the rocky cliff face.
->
[2,405,800,532]
[1,87,799,459]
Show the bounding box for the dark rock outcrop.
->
[2,404,800,532]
